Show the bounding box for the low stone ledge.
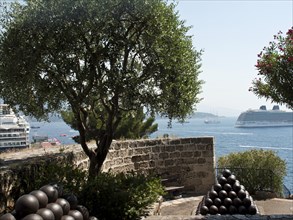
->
[143,215,293,220]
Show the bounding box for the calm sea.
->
[29,117,293,194]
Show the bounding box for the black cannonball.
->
[36,208,55,220]
[30,190,48,208]
[55,198,70,215]
[222,169,232,178]
[60,216,75,220]
[227,175,237,185]
[213,183,222,192]
[233,182,241,192]
[228,190,237,199]
[40,185,58,203]
[218,190,227,200]
[46,203,63,220]
[21,214,43,220]
[50,183,64,198]
[238,205,247,214]
[233,198,242,207]
[223,183,232,192]
[223,197,233,207]
[15,194,39,217]
[68,210,83,220]
[219,205,227,215]
[88,217,98,220]
[200,205,209,215]
[217,175,227,186]
[76,205,89,220]
[0,213,16,220]
[240,185,246,191]
[237,189,246,200]
[204,197,213,207]
[243,197,252,207]
[62,194,78,210]
[248,205,257,215]
[229,205,238,214]
[209,190,218,200]
[213,198,222,207]
[209,205,218,215]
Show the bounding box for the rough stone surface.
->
[0,137,215,213]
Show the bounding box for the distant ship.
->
[204,119,220,124]
[0,104,30,150]
[235,105,293,128]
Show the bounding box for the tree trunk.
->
[88,133,113,177]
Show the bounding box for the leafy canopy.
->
[250,27,293,109]
[62,107,158,142]
[0,0,203,174]
[0,0,202,120]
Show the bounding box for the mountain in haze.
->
[190,112,223,118]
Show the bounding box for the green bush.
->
[11,158,164,219]
[19,154,87,196]
[218,149,286,195]
[78,172,165,220]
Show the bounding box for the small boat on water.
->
[32,135,48,142]
[31,126,40,129]
[204,118,220,124]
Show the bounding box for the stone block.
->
[202,150,213,157]
[164,159,175,166]
[197,158,206,164]
[181,151,194,158]
[159,152,169,159]
[166,145,176,152]
[169,152,180,158]
[176,145,184,151]
[194,151,202,157]
[151,146,161,153]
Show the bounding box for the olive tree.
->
[0,0,203,176]
[250,27,293,109]
[61,107,158,142]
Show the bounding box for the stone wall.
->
[0,137,215,213]
[101,137,215,193]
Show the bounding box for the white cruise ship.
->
[0,104,30,150]
[235,105,293,128]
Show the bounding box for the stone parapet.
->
[0,137,215,213]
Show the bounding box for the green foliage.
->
[0,0,203,174]
[61,107,158,143]
[79,172,164,220]
[218,149,286,194]
[250,27,293,109]
[6,159,164,219]
[19,154,87,196]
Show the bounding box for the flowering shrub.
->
[250,27,293,109]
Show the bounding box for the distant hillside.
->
[26,113,63,122]
[191,112,222,118]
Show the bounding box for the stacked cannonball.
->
[198,169,258,215]
[0,184,98,220]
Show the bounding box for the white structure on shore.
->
[0,104,30,150]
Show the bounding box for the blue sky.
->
[3,0,292,116]
[174,0,293,116]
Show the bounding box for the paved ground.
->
[144,196,293,219]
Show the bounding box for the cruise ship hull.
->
[235,106,293,128]
[235,122,293,128]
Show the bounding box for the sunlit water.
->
[151,117,293,194]
[30,117,293,194]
